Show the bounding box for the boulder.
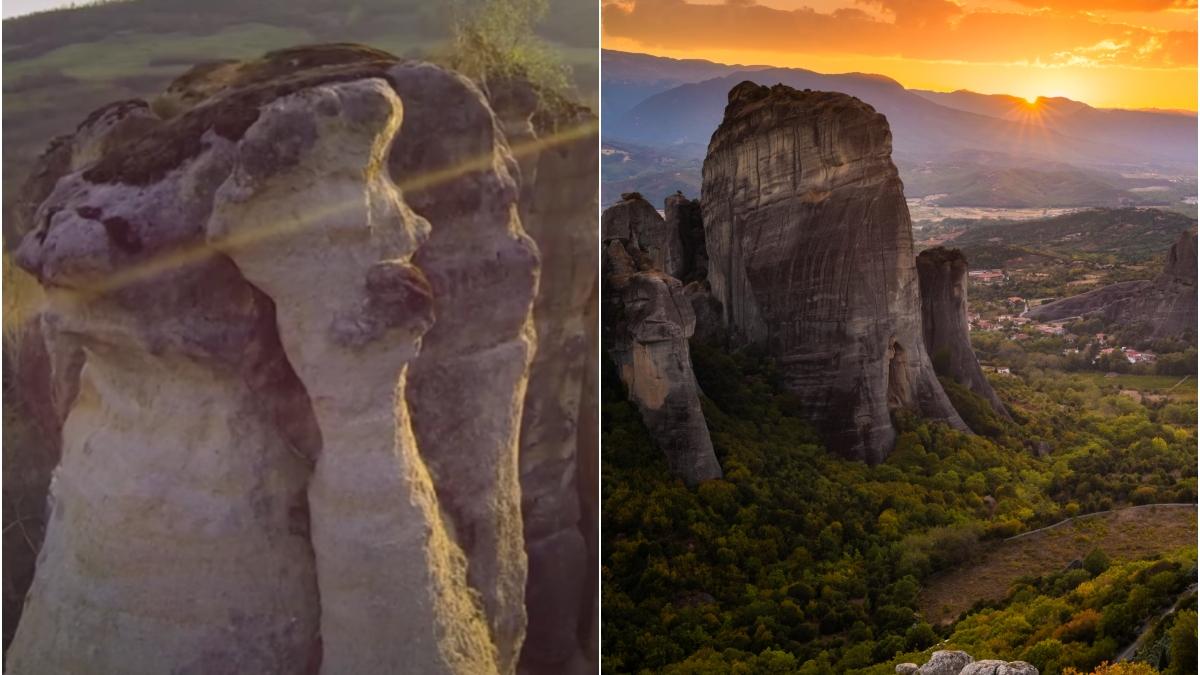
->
[916,650,974,675]
[960,660,1039,675]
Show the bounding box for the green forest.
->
[602,343,1197,674]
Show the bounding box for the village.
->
[966,268,1159,370]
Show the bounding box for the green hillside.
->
[2,0,597,225]
[949,208,1197,265]
[602,344,1197,674]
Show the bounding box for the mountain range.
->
[603,49,1198,208]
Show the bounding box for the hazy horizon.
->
[605,47,1200,114]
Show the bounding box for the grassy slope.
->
[920,505,1198,625]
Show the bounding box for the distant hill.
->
[913,89,1198,168]
[1,0,597,223]
[948,208,1197,265]
[608,65,1192,170]
[600,48,769,121]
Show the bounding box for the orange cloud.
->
[1008,0,1195,11]
[601,0,1198,67]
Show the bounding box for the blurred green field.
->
[1074,372,1197,402]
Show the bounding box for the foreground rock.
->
[3,44,593,675]
[603,226,722,486]
[917,248,1010,420]
[896,650,1037,675]
[1027,231,1197,339]
[701,82,965,462]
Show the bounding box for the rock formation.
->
[664,191,707,283]
[490,76,601,675]
[917,247,1010,419]
[896,651,1038,675]
[601,191,684,276]
[3,44,594,675]
[1027,231,1197,339]
[700,81,965,462]
[603,220,723,485]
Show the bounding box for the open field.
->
[919,504,1198,625]
[1074,373,1197,402]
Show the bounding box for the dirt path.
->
[919,504,1197,625]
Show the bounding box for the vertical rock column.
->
[388,63,540,674]
[210,78,499,674]
[916,247,1010,419]
[511,100,599,674]
[9,139,322,674]
[701,82,965,463]
[604,237,723,487]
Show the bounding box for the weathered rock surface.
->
[959,660,1039,675]
[701,82,965,462]
[602,191,682,275]
[1027,231,1197,339]
[917,650,975,675]
[902,650,1038,675]
[2,44,593,675]
[603,232,723,486]
[917,247,1010,420]
[664,191,707,282]
[493,82,600,675]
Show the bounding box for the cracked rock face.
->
[604,235,723,486]
[1028,230,1197,339]
[700,81,965,463]
[917,247,1010,420]
[4,45,557,675]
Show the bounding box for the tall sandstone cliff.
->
[1027,230,1197,339]
[916,248,1010,419]
[4,45,596,675]
[701,82,965,463]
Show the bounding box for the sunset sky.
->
[602,0,1199,111]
